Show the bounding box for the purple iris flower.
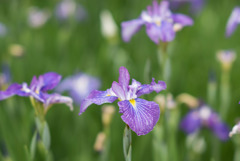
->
[0,72,73,111]
[79,66,166,136]
[169,0,204,15]
[226,7,240,37]
[180,105,229,141]
[56,73,101,105]
[121,0,193,44]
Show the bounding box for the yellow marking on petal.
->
[155,21,161,26]
[129,99,136,107]
[106,94,111,96]
[118,98,122,101]
[35,90,40,94]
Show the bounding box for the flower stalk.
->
[123,125,132,161]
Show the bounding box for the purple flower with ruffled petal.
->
[79,66,166,136]
[56,72,101,105]
[226,7,240,37]
[0,72,73,111]
[180,105,229,141]
[121,0,193,44]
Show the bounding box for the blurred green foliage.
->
[0,0,240,161]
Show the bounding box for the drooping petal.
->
[172,14,193,26]
[118,98,160,136]
[41,72,62,92]
[180,111,201,134]
[111,81,126,101]
[118,66,130,92]
[146,23,161,44]
[226,7,240,37]
[121,19,145,42]
[159,21,175,42]
[211,121,229,141]
[208,113,230,141]
[43,93,74,111]
[0,83,23,100]
[136,78,166,97]
[79,90,118,115]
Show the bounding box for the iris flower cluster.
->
[0,72,73,112]
[180,105,229,141]
[79,66,166,136]
[121,0,193,44]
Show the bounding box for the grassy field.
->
[0,0,240,161]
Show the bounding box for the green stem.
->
[123,125,132,161]
[234,136,240,161]
[152,124,168,161]
[220,69,230,120]
[157,42,170,82]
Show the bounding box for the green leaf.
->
[30,131,37,160]
[42,122,51,151]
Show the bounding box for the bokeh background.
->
[0,0,240,161]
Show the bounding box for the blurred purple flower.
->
[28,7,50,28]
[180,105,230,141]
[169,0,204,15]
[79,66,166,136]
[0,23,7,37]
[121,0,193,44]
[55,0,87,22]
[56,73,101,105]
[0,64,11,90]
[226,7,240,37]
[0,72,73,111]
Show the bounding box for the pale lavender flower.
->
[229,121,240,137]
[80,66,166,136]
[226,7,240,37]
[121,0,193,44]
[56,73,101,105]
[55,0,87,22]
[0,23,7,37]
[28,7,50,28]
[0,72,73,111]
[180,105,229,141]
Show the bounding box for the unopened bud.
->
[217,50,236,71]
[94,132,106,152]
[177,93,199,109]
[102,105,115,128]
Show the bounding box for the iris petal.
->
[226,7,240,37]
[172,14,193,26]
[79,90,117,115]
[137,78,166,97]
[121,19,145,42]
[43,93,73,111]
[118,98,160,136]
[0,83,30,100]
[180,111,201,134]
[118,66,130,92]
[41,72,62,92]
